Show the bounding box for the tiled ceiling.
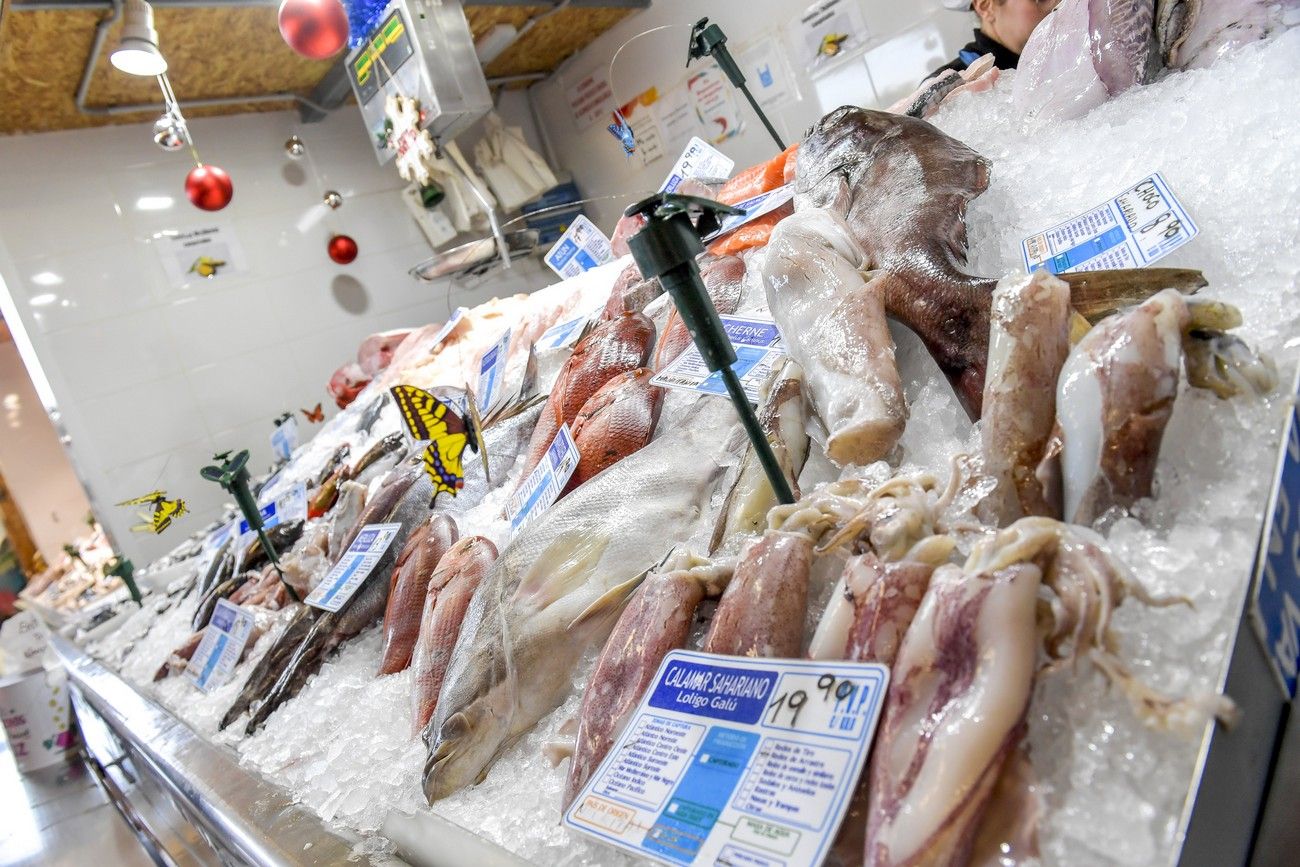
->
[0,1,642,135]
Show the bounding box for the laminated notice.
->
[546,215,614,279]
[305,522,402,612]
[661,137,735,193]
[270,416,299,462]
[477,329,511,414]
[537,314,592,351]
[564,650,889,866]
[506,424,579,534]
[186,599,256,692]
[650,315,785,405]
[1022,172,1198,274]
[237,483,307,541]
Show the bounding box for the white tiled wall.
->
[0,106,553,563]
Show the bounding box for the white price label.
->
[564,651,888,866]
[506,424,579,534]
[537,314,593,352]
[650,315,785,405]
[270,416,299,462]
[545,215,614,279]
[186,599,256,692]
[477,329,511,414]
[305,522,402,612]
[1022,172,1198,274]
[707,184,794,240]
[237,483,307,541]
[661,137,735,193]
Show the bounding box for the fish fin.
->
[567,569,650,634]
[1062,268,1206,323]
[511,531,611,610]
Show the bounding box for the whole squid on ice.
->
[763,209,906,465]
[794,106,1208,417]
[562,557,731,809]
[979,270,1073,525]
[1056,288,1274,525]
[864,517,1231,866]
[423,402,742,802]
[378,514,459,675]
[702,531,812,658]
[410,536,498,733]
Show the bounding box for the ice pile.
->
[84,29,1300,867]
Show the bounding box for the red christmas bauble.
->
[184,164,234,211]
[328,234,358,264]
[278,0,349,60]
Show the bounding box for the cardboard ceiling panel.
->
[0,1,641,135]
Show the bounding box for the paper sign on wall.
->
[568,70,616,131]
[651,315,785,405]
[186,599,256,692]
[655,86,702,148]
[796,0,870,75]
[1021,173,1198,274]
[738,35,798,108]
[564,650,889,866]
[687,66,744,145]
[545,215,614,279]
[306,522,403,612]
[155,225,247,289]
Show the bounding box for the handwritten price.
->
[765,674,859,729]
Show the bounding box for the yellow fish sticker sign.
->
[389,385,485,506]
[116,490,189,534]
[189,255,227,279]
[818,32,849,58]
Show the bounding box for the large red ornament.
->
[277,0,349,60]
[328,234,358,264]
[184,164,234,211]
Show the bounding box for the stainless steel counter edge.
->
[53,632,376,866]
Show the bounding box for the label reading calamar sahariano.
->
[564,651,889,866]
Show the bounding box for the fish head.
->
[422,678,514,801]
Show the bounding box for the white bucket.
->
[0,667,74,772]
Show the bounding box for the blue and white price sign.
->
[305,522,402,612]
[1251,364,1300,698]
[1022,172,1198,275]
[185,599,256,692]
[270,416,299,462]
[236,483,306,545]
[538,314,592,352]
[650,315,785,405]
[506,424,579,535]
[545,215,614,279]
[477,329,511,414]
[564,651,888,866]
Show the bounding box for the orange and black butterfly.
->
[301,403,324,423]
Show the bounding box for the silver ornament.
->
[285,136,306,158]
[323,190,343,209]
[153,113,186,151]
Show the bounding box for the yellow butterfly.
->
[389,385,481,505]
[116,490,188,533]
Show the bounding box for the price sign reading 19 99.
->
[564,651,890,867]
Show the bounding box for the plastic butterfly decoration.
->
[301,403,325,423]
[389,385,485,506]
[607,109,636,156]
[116,490,188,534]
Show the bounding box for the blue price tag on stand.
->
[270,416,299,462]
[185,599,256,692]
[564,650,888,866]
[1251,364,1300,698]
[477,329,511,414]
[1022,172,1198,274]
[506,424,579,534]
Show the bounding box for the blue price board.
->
[1251,364,1300,698]
[564,651,888,866]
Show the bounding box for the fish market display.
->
[70,23,1300,867]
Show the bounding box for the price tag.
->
[538,314,593,352]
[564,651,888,866]
[706,185,794,240]
[661,137,735,193]
[545,215,615,279]
[650,315,785,405]
[506,424,579,534]
[477,329,511,414]
[1022,172,1198,274]
[203,519,237,553]
[430,307,468,349]
[305,522,402,612]
[1251,364,1300,698]
[185,599,256,692]
[270,416,299,462]
[237,482,306,541]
